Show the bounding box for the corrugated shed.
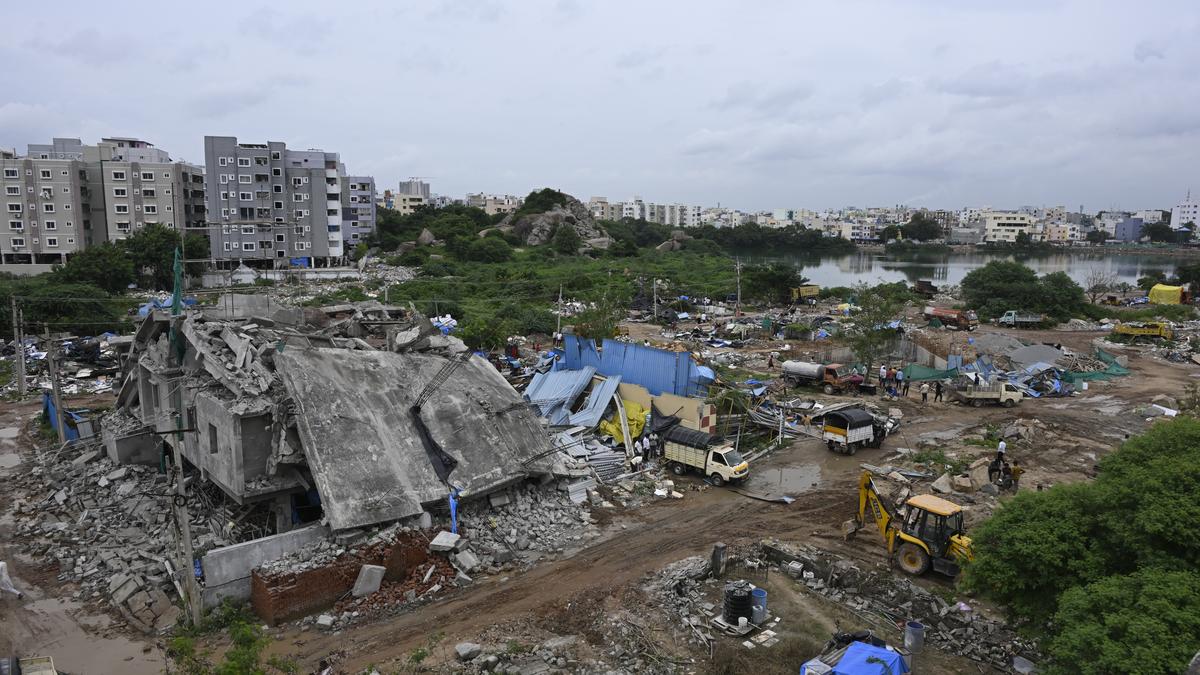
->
[567,375,621,428]
[523,366,597,424]
[561,335,710,397]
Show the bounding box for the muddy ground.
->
[0,325,1193,674]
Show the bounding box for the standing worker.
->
[934,380,944,402]
[920,381,930,405]
[996,439,1007,462]
[879,363,887,386]
[898,369,910,397]
[1009,460,1024,491]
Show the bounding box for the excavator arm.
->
[857,471,898,552]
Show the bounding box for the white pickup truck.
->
[662,426,748,486]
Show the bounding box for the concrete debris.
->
[763,541,1038,668]
[351,564,386,597]
[430,531,461,552]
[455,642,483,661]
[10,438,182,633]
[456,484,599,563]
[931,473,954,494]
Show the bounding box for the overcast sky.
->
[2,1,1197,211]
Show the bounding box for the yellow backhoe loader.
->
[852,471,974,577]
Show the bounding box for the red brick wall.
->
[251,534,435,625]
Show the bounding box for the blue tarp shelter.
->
[831,642,909,675]
[42,392,95,442]
[560,334,712,397]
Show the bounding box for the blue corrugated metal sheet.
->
[567,375,622,428]
[523,366,597,425]
[561,335,709,397]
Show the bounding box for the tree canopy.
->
[842,282,907,380]
[901,213,942,241]
[961,261,1085,320]
[964,417,1200,674]
[551,224,582,255]
[741,262,806,304]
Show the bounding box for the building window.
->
[111,171,126,181]
[143,188,156,198]
[45,237,58,247]
[293,226,304,235]
[116,221,130,232]
[10,237,25,247]
[242,242,256,251]
[238,175,251,184]
[271,151,281,160]
[8,221,21,230]
[237,158,251,167]
[219,175,229,184]
[239,192,252,201]
[218,157,228,166]
[272,185,283,193]
[44,220,55,230]
[114,204,129,214]
[272,168,281,176]
[241,226,255,235]
[223,241,231,251]
[140,171,154,180]
[275,233,285,242]
[2,169,17,179]
[144,205,157,215]
[39,169,51,180]
[113,187,128,197]
[294,210,305,219]
[42,203,54,213]
[4,187,17,196]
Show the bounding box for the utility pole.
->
[11,297,25,397]
[555,284,563,335]
[44,325,65,445]
[735,258,742,317]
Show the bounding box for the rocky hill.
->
[498,189,610,249]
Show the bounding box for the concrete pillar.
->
[271,496,293,534]
[711,542,727,579]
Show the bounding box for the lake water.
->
[738,250,1180,288]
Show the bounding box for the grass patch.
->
[710,635,825,675]
[911,448,970,475]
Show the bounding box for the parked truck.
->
[1113,321,1174,341]
[998,310,1044,328]
[781,361,865,395]
[663,425,748,487]
[815,407,899,455]
[923,306,978,331]
[950,381,1024,408]
[791,284,821,303]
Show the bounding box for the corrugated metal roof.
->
[523,366,597,425]
[567,374,621,428]
[561,335,709,397]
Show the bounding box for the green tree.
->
[900,213,942,241]
[1085,229,1107,244]
[53,242,135,294]
[1014,231,1034,246]
[551,224,582,255]
[463,236,514,263]
[878,225,902,243]
[1142,221,1176,243]
[571,297,624,340]
[121,223,200,290]
[964,418,1200,674]
[960,261,1041,318]
[1176,262,1200,289]
[514,188,571,218]
[0,278,126,339]
[1137,270,1167,292]
[1046,569,1200,675]
[458,317,509,350]
[1038,271,1087,320]
[842,282,905,385]
[742,262,805,304]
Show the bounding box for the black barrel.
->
[723,580,754,623]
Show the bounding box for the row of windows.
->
[4,168,70,179]
[6,185,72,196]
[220,208,310,219]
[217,154,278,167]
[8,220,72,230]
[222,241,311,252]
[8,236,73,248]
[113,187,165,197]
[7,202,70,213]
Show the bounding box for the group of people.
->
[986,440,1025,491]
[630,431,661,459]
[877,364,943,404]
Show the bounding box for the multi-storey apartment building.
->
[1171,194,1200,231]
[1,137,204,273]
[204,136,369,267]
[397,179,431,199]
[342,176,376,245]
[466,193,522,216]
[982,211,1041,242]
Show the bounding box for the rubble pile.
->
[457,484,600,562]
[10,439,185,633]
[645,555,718,649]
[762,541,1038,668]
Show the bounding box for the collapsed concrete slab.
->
[275,348,559,530]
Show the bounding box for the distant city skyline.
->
[2,1,1198,211]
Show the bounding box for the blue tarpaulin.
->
[560,335,711,397]
[831,642,909,675]
[42,392,93,442]
[138,296,197,318]
[289,257,311,268]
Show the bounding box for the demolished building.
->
[104,299,562,606]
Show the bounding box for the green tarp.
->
[902,363,958,381]
[1064,348,1130,382]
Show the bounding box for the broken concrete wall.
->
[190,392,249,499]
[102,428,159,465]
[239,413,272,481]
[275,348,558,530]
[200,524,329,610]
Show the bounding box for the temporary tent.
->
[1148,284,1183,305]
[831,642,909,675]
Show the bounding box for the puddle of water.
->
[0,427,19,439]
[0,451,19,469]
[4,596,164,675]
[745,463,822,496]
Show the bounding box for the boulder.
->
[416,228,436,246]
[498,193,608,247]
[455,643,483,661]
[931,473,954,494]
[953,475,975,493]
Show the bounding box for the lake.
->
[738,249,1181,288]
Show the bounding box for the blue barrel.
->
[750,587,768,623]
